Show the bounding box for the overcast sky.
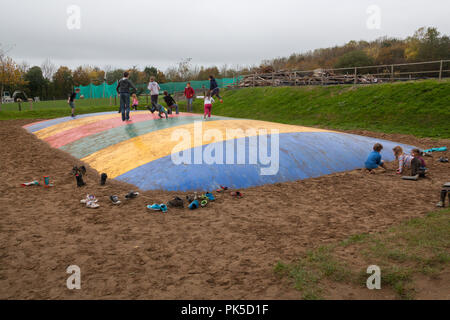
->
[1,0,449,71]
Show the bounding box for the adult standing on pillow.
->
[148,76,161,106]
[116,71,137,122]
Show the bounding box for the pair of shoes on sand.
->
[187,192,216,209]
[80,194,99,209]
[73,166,87,187]
[217,186,243,198]
[109,191,139,205]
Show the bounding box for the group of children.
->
[364,143,450,207]
[365,143,427,179]
[136,75,223,120]
[136,75,224,120]
[69,73,224,120]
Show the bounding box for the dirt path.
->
[0,120,448,299]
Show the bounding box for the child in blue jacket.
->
[365,143,386,173]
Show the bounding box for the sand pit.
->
[0,119,449,299]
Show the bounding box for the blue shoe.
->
[188,199,199,210]
[147,204,161,211]
[205,192,215,201]
[160,204,168,213]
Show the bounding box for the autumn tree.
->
[24,66,45,99]
[106,68,124,84]
[406,27,450,62]
[72,66,90,86]
[334,51,374,69]
[0,48,27,109]
[52,66,73,99]
[88,66,105,85]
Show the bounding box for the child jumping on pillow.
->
[147,102,168,119]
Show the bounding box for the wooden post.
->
[391,65,394,82]
[294,71,297,86]
[29,99,33,110]
[354,67,358,85]
[439,60,443,80]
[253,74,255,87]
[18,101,22,111]
[272,72,275,86]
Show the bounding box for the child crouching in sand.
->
[402,148,428,180]
[393,146,413,174]
[365,143,386,173]
[204,90,214,120]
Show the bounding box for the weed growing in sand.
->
[274,246,351,300]
[275,208,450,299]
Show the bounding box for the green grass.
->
[0,98,117,120]
[182,80,450,138]
[275,208,450,300]
[0,96,150,120]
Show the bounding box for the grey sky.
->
[1,0,449,71]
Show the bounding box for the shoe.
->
[76,174,86,187]
[216,185,228,193]
[100,173,107,185]
[230,191,243,198]
[81,194,97,204]
[160,204,168,213]
[436,201,444,207]
[125,191,139,199]
[200,199,208,207]
[168,197,184,208]
[188,199,199,210]
[439,157,449,163]
[205,192,215,201]
[147,204,162,211]
[110,195,121,205]
[86,200,99,209]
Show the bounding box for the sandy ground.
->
[0,120,449,299]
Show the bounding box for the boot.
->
[76,174,86,187]
[100,173,107,185]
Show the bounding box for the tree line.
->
[260,27,450,72]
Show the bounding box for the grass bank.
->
[186,80,450,138]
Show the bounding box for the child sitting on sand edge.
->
[365,143,386,173]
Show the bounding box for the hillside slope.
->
[189,80,450,138]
